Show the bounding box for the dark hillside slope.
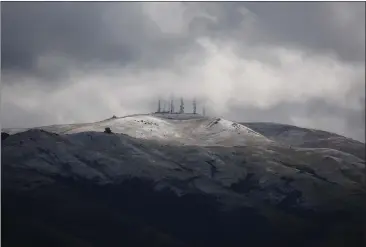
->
[2,123,365,247]
[242,122,365,160]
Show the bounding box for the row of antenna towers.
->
[156,97,205,116]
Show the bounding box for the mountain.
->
[2,114,365,247]
[242,122,365,160]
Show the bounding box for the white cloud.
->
[2,37,364,135]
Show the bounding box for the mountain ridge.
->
[2,113,365,247]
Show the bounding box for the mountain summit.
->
[2,114,365,247]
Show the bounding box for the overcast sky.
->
[1,2,365,141]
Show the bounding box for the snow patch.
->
[48,114,272,146]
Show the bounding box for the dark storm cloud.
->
[180,2,365,62]
[1,2,204,82]
[1,2,365,142]
[2,2,108,71]
[3,2,363,78]
[243,2,365,62]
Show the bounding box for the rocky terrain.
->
[2,114,365,247]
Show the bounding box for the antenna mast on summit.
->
[157,98,161,113]
[179,97,184,114]
[193,98,197,114]
[170,95,174,113]
[162,99,167,112]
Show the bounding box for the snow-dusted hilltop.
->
[2,113,366,247]
[3,113,271,146]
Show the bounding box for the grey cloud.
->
[243,2,365,62]
[302,98,365,141]
[184,2,365,62]
[1,2,204,81]
[4,2,363,79]
[1,101,54,129]
[1,2,365,142]
[227,98,365,142]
